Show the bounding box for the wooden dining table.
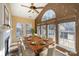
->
[24,36,53,56]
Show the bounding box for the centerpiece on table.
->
[40,41,46,45]
[31,41,37,45]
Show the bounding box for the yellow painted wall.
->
[12,16,35,42]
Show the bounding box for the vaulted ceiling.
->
[10,3,47,20]
[35,3,79,21]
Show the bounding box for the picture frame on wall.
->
[4,5,10,25]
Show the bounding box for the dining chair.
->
[40,43,56,56]
[20,37,29,48]
[19,37,35,56]
[40,47,55,56]
[47,47,54,56]
[47,40,57,55]
[19,42,35,56]
[9,41,21,56]
[40,47,48,56]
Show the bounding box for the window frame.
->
[57,17,77,53]
[42,9,56,21]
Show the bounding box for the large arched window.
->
[42,9,56,21]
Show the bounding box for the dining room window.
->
[41,25,46,38]
[42,9,56,21]
[58,22,76,52]
[26,24,32,35]
[16,23,32,39]
[47,24,56,41]
[16,23,23,39]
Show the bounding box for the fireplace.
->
[5,36,10,56]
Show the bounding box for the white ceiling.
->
[10,3,47,20]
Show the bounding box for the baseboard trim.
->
[56,49,69,56]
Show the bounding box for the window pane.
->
[16,23,23,38]
[58,22,76,52]
[47,24,56,41]
[16,23,32,39]
[42,10,56,21]
[37,26,41,36]
[41,25,46,38]
[26,24,32,35]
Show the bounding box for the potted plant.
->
[42,35,46,39]
[31,28,35,37]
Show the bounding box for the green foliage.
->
[42,35,46,39]
[31,28,35,36]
